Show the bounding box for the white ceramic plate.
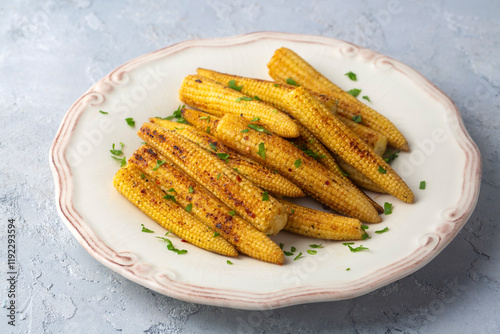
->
[50,32,481,310]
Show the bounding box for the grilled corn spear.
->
[129,146,284,264]
[267,47,409,151]
[209,114,381,223]
[150,117,304,198]
[281,86,414,203]
[338,115,387,155]
[179,74,300,138]
[113,164,238,256]
[335,156,386,193]
[280,200,367,240]
[138,122,288,235]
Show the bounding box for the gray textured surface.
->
[1,0,499,333]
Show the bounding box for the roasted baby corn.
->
[149,117,305,198]
[138,122,288,235]
[179,108,220,135]
[113,164,238,256]
[179,74,300,138]
[335,156,386,193]
[267,47,409,151]
[338,115,387,156]
[210,114,381,223]
[281,87,414,203]
[280,200,366,240]
[129,146,284,264]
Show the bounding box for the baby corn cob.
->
[210,114,381,223]
[280,200,366,240]
[281,87,414,203]
[113,164,237,257]
[138,122,288,235]
[149,117,304,197]
[129,146,284,264]
[335,156,386,193]
[267,47,409,151]
[179,74,300,138]
[338,115,387,156]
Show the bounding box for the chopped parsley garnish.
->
[273,84,280,87]
[99,110,108,114]
[216,153,230,161]
[213,231,220,238]
[294,252,303,260]
[110,142,124,156]
[307,250,317,255]
[173,105,184,118]
[227,260,233,265]
[347,88,361,97]
[284,250,294,256]
[253,96,261,101]
[362,233,370,240]
[125,117,135,127]
[361,225,369,230]
[248,124,270,133]
[344,243,369,252]
[290,246,296,253]
[141,224,154,233]
[345,71,357,81]
[235,96,254,102]
[286,78,299,86]
[279,243,284,250]
[352,115,362,123]
[188,187,194,193]
[262,191,269,201]
[420,181,426,190]
[167,188,176,192]
[273,109,278,114]
[156,237,187,255]
[240,129,249,133]
[251,117,260,122]
[383,149,399,164]
[291,209,295,214]
[229,210,236,216]
[206,126,210,134]
[294,159,302,168]
[362,95,371,102]
[140,173,145,179]
[209,142,217,151]
[384,202,392,215]
[309,244,323,248]
[174,127,185,130]
[111,156,126,167]
[346,268,351,271]
[228,80,243,91]
[233,168,239,172]
[185,203,193,212]
[200,116,210,120]
[257,142,266,159]
[375,227,389,234]
[338,166,349,176]
[377,166,386,174]
[217,173,221,180]
[163,194,176,202]
[152,160,166,171]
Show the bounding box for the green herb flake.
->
[167,188,176,192]
[273,109,278,114]
[140,173,145,179]
[209,142,217,152]
[344,244,369,252]
[307,250,317,255]
[253,96,261,101]
[361,225,369,230]
[347,88,361,97]
[384,202,393,215]
[251,117,260,122]
[383,149,400,164]
[362,95,371,102]
[141,224,154,233]
[240,129,250,133]
[228,79,243,91]
[338,166,349,176]
[362,233,370,240]
[294,252,303,260]
[294,159,302,168]
[248,124,270,133]
[156,236,187,255]
[110,142,124,156]
[111,156,126,167]
[206,126,210,134]
[286,78,299,86]
[99,110,108,114]
[213,231,220,238]
[343,242,354,245]
[262,191,269,201]
[284,251,294,256]
[273,84,280,87]
[125,117,135,127]
[176,117,188,124]
[227,260,233,265]
[257,142,266,159]
[346,268,351,271]
[163,194,176,202]
[291,209,295,214]
[309,244,323,248]
[375,227,389,234]
[345,71,357,81]
[290,246,296,253]
[217,173,221,180]
[152,160,166,171]
[188,187,194,193]
[228,210,236,216]
[185,203,193,212]
[352,115,362,123]
[173,105,185,118]
[174,127,185,130]
[378,166,387,174]
[216,153,230,161]
[279,243,284,250]
[235,96,254,102]
[420,181,426,190]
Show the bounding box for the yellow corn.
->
[280,200,366,240]
[335,156,386,193]
[268,47,409,151]
[149,117,304,198]
[338,115,387,155]
[179,74,300,138]
[210,114,381,223]
[128,146,284,264]
[138,122,288,235]
[113,164,237,257]
[281,86,414,203]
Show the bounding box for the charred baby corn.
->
[338,115,387,156]
[280,200,366,240]
[129,146,284,264]
[210,114,381,223]
[113,164,237,256]
[179,74,300,138]
[267,47,409,151]
[281,87,414,203]
[138,122,288,235]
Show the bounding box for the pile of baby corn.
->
[113,47,414,265]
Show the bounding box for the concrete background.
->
[1,0,499,333]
